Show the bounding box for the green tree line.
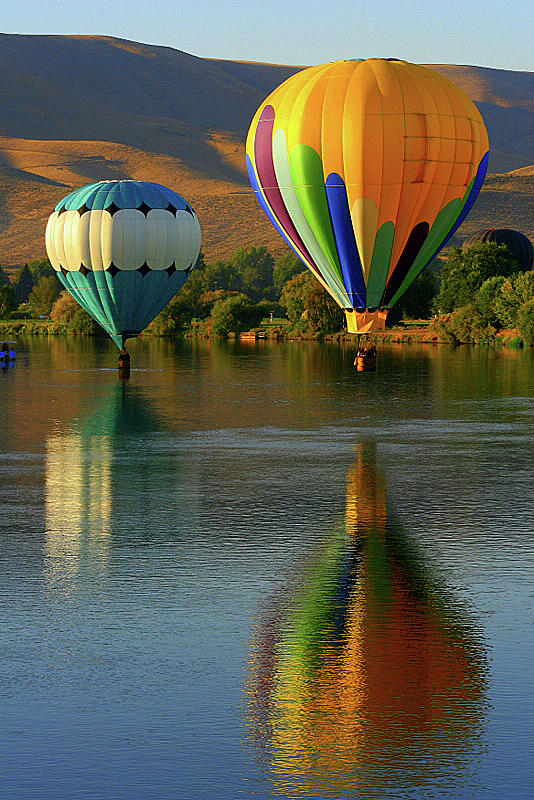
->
[2,240,533,344]
[431,242,534,345]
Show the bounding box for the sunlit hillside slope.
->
[0,35,532,266]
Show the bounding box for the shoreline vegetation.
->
[1,240,533,349]
[0,318,528,349]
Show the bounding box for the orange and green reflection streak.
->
[245,444,486,797]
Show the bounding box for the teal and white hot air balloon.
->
[45,180,201,349]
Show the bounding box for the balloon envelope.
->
[463,228,533,270]
[45,180,201,347]
[247,59,489,332]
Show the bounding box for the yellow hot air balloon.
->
[247,59,489,333]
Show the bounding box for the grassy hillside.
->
[0,35,532,267]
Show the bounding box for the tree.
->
[387,269,438,324]
[0,283,16,318]
[306,287,344,334]
[280,271,317,323]
[447,303,484,343]
[435,242,520,313]
[50,290,97,334]
[518,299,534,345]
[150,291,203,335]
[253,300,286,320]
[177,270,205,315]
[200,289,240,317]
[29,275,61,316]
[494,271,534,328]
[194,250,206,271]
[50,290,79,323]
[231,246,275,302]
[280,270,344,333]
[474,276,506,327]
[15,264,34,303]
[0,267,10,287]
[202,260,242,293]
[273,253,306,296]
[27,258,55,281]
[211,294,264,336]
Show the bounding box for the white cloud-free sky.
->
[2,0,533,71]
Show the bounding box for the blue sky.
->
[2,0,533,71]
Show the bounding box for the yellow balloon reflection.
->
[245,443,486,797]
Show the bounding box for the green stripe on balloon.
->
[272,130,351,308]
[289,145,344,285]
[386,159,486,308]
[386,195,465,308]
[366,222,395,308]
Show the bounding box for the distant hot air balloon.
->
[247,59,489,333]
[463,228,533,269]
[45,180,201,351]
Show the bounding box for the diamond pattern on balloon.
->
[137,262,151,276]
[165,263,177,276]
[106,263,120,277]
[79,265,90,276]
[137,202,151,216]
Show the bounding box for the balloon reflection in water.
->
[245,444,487,796]
[44,382,167,592]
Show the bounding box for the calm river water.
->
[1,337,533,800]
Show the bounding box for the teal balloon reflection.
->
[44,382,176,591]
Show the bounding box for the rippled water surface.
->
[1,338,533,799]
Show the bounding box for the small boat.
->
[0,341,17,365]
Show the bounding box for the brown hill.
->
[0,35,532,268]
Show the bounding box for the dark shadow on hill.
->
[0,35,285,185]
[0,157,67,187]
[57,156,128,183]
[207,58,301,96]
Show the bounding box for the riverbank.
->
[0,317,528,348]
